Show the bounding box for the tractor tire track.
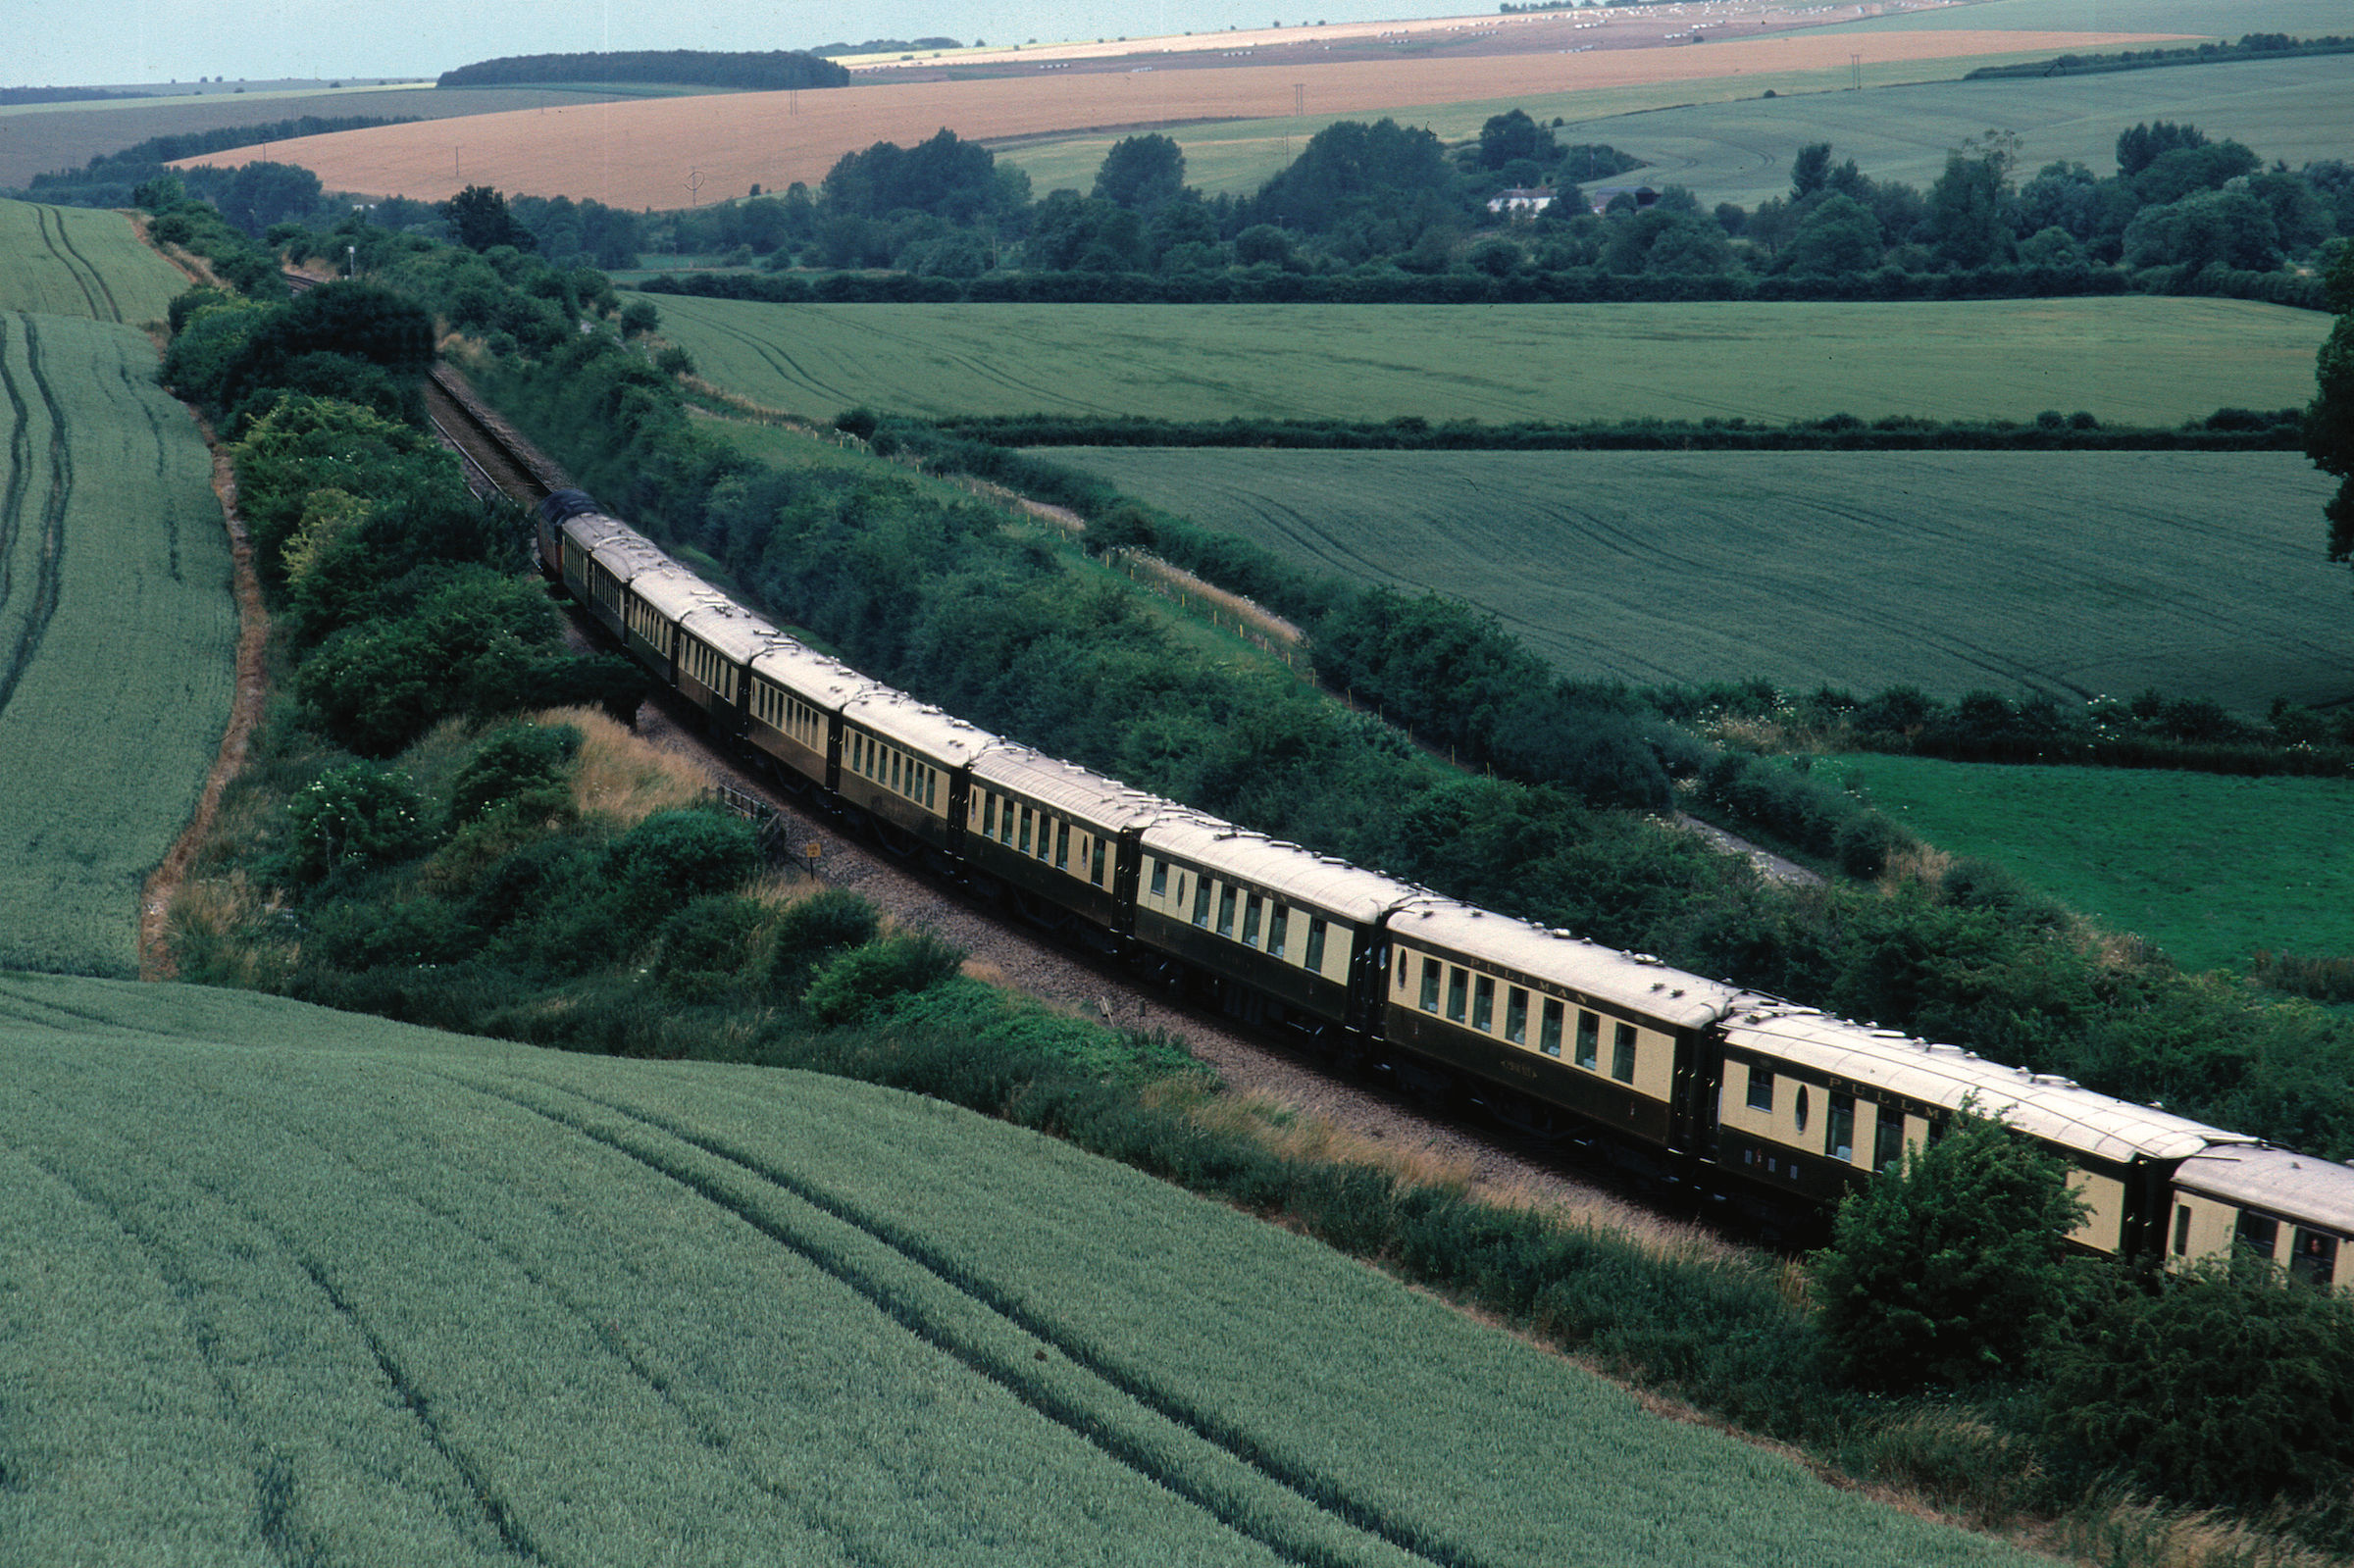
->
[0,314,71,723]
[0,318,28,624]
[457,1068,1480,1568]
[41,205,120,323]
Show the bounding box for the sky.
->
[19,0,1500,87]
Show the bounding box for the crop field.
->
[1546,53,2354,210]
[1806,754,2354,976]
[0,311,234,975]
[0,83,691,190]
[0,198,189,324]
[175,28,2187,208]
[0,970,2047,1567]
[1054,447,2351,713]
[658,294,2328,428]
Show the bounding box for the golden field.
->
[176,28,2188,207]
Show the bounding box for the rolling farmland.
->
[0,310,234,974]
[1805,754,2354,976]
[0,198,189,324]
[173,28,2187,208]
[1055,447,2352,712]
[0,972,2049,1567]
[657,295,2328,428]
[1545,52,2354,211]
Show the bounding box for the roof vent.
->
[1550,929,1573,939]
[1632,953,1662,965]
[1670,988,1685,998]
[1651,982,1664,992]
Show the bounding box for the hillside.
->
[0,973,2049,1568]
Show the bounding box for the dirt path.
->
[140,418,267,980]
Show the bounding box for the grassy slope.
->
[0,309,233,974]
[1830,0,2354,36]
[656,295,2328,428]
[1545,52,2354,211]
[0,198,189,324]
[1050,446,2350,713]
[1807,754,2354,976]
[0,971,2047,1568]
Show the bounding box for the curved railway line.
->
[417,361,1709,1244]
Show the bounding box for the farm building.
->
[1486,186,1557,216]
[1587,183,1661,215]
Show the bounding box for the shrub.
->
[651,894,766,999]
[1812,1106,2087,1392]
[448,721,583,827]
[767,886,881,986]
[284,764,434,882]
[803,930,966,1025]
[604,809,763,902]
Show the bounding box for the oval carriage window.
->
[1794,1087,1811,1132]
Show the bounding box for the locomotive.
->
[537,488,2354,1284]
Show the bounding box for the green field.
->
[656,295,2328,428]
[0,310,234,974]
[0,198,190,323]
[1807,754,2354,975]
[0,972,2046,1567]
[1052,446,2351,713]
[1546,52,2354,211]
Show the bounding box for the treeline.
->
[14,117,416,213]
[639,257,2328,309]
[808,37,964,56]
[924,407,2305,451]
[1968,31,2354,78]
[435,50,847,90]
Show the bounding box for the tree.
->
[1790,141,1834,201]
[2309,247,2354,565]
[1923,136,2018,270]
[1477,109,1557,172]
[2122,188,2279,271]
[1811,1104,2087,1391]
[1092,133,1186,212]
[221,161,322,235]
[2116,120,2206,178]
[1778,192,1881,275]
[440,184,536,252]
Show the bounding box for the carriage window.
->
[1575,1010,1599,1071]
[1091,839,1106,886]
[983,794,998,837]
[1445,968,1467,1022]
[1150,859,1166,898]
[1267,904,1288,959]
[1192,880,1212,928]
[889,751,900,792]
[1055,821,1070,869]
[1505,986,1527,1045]
[1795,1087,1812,1134]
[1396,951,1408,989]
[1217,885,1237,937]
[1472,976,1494,1032]
[1242,894,1263,947]
[1420,957,1441,1012]
[2292,1229,2338,1288]
[1612,1022,1636,1084]
[1018,807,1033,855]
[1747,1066,1774,1112]
[2237,1210,2280,1258]
[999,800,1016,845]
[2173,1204,2192,1257]
[1540,998,1563,1057]
[926,769,938,810]
[1874,1110,1904,1173]
[1826,1091,1855,1162]
[1305,917,1327,973]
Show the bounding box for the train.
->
[536,487,2354,1285]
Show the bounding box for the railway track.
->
[423,353,1740,1245]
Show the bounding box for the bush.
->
[651,894,766,999]
[284,764,434,882]
[803,930,966,1024]
[2044,1256,2354,1511]
[448,721,582,827]
[604,809,764,903]
[1812,1106,2087,1392]
[767,886,881,985]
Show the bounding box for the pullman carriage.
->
[837,690,995,857]
[557,514,657,641]
[743,641,877,794]
[672,599,787,737]
[1136,814,1418,1037]
[1381,901,1742,1147]
[1717,1007,2251,1254]
[616,564,735,684]
[964,745,1170,941]
[2168,1145,2354,1290]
